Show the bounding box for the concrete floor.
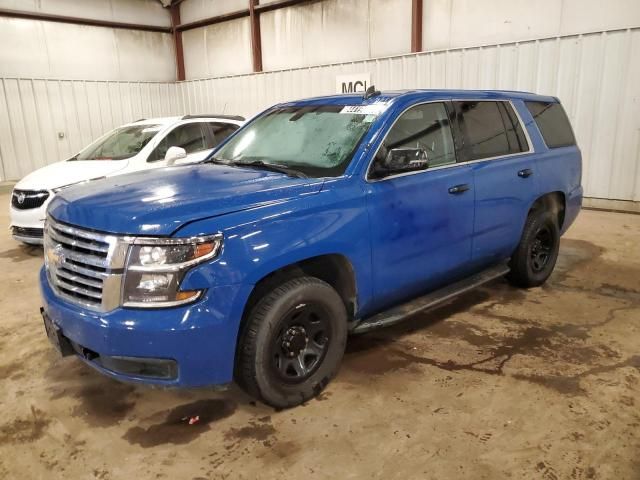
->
[0,192,639,480]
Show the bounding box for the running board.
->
[350,262,510,334]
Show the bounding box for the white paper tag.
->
[340,103,388,116]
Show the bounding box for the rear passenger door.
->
[366,101,475,311]
[452,100,539,265]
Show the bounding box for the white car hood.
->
[15,160,129,191]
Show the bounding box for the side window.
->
[454,101,527,161]
[376,102,456,174]
[147,123,208,162]
[207,122,239,148]
[501,102,529,153]
[525,101,576,148]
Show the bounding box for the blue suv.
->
[40,89,582,408]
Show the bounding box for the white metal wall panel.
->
[180,0,639,78]
[0,79,184,181]
[176,28,640,202]
[423,0,640,51]
[260,0,372,72]
[0,0,170,27]
[1,29,639,203]
[182,18,253,78]
[0,18,176,81]
[180,0,247,24]
[0,0,174,81]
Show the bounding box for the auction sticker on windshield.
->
[340,104,389,115]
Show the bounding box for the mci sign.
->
[336,73,371,94]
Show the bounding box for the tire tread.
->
[235,276,346,408]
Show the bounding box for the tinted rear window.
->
[525,101,576,148]
[454,101,528,161]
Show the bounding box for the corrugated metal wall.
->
[179,27,640,202]
[0,0,175,82]
[1,28,639,202]
[0,79,182,181]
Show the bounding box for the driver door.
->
[365,101,475,311]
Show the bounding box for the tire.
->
[235,276,348,409]
[507,209,560,288]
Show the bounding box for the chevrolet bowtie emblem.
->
[46,244,65,269]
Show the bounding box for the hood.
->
[48,164,324,236]
[15,159,129,191]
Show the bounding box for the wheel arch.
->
[528,191,566,229]
[241,253,358,325]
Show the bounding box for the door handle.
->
[448,184,470,194]
[518,168,534,178]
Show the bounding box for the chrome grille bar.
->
[56,278,103,299]
[55,269,104,289]
[48,227,110,254]
[52,247,111,269]
[57,260,109,279]
[44,216,128,312]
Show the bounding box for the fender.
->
[177,178,375,315]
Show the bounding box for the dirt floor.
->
[0,193,638,480]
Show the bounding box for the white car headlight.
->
[122,234,223,308]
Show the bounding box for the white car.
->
[9,114,243,244]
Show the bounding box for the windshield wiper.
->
[229,160,308,178]
[202,156,229,165]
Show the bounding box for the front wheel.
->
[235,276,348,408]
[507,210,560,288]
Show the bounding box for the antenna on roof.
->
[363,85,381,100]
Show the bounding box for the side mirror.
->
[374,147,429,178]
[164,146,187,165]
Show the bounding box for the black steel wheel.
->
[235,276,347,408]
[270,302,331,383]
[508,209,560,288]
[529,224,554,273]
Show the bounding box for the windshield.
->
[74,124,162,161]
[212,105,378,177]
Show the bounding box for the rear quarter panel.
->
[519,101,583,234]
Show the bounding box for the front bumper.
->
[10,199,50,245]
[11,226,44,245]
[39,267,252,387]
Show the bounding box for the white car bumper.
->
[9,192,53,245]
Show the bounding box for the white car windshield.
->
[212,105,378,177]
[74,124,162,161]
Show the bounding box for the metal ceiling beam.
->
[0,8,172,33]
[175,8,249,32]
[254,0,315,14]
[411,0,423,53]
[175,0,315,32]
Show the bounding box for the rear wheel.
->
[507,210,560,288]
[235,276,347,408]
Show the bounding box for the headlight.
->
[122,234,222,308]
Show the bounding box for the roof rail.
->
[133,118,147,122]
[182,114,245,121]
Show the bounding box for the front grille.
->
[44,217,129,312]
[12,226,44,238]
[12,189,50,210]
